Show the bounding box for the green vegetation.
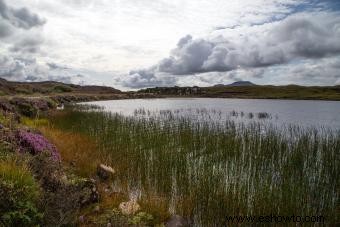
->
[2,76,340,101]
[46,106,340,225]
[0,108,103,226]
[53,85,73,93]
[0,151,43,226]
[1,91,339,225]
[203,85,340,100]
[139,84,340,100]
[0,78,121,96]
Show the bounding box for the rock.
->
[165,215,189,227]
[107,223,112,227]
[97,164,115,180]
[119,200,141,215]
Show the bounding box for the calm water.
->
[82,98,340,130]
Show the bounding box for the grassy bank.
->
[42,106,340,226]
[140,84,340,101]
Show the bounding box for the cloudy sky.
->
[0,0,340,90]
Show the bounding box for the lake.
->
[83,98,340,130]
[68,98,340,225]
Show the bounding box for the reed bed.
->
[48,106,340,226]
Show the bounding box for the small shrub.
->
[45,98,57,109]
[17,102,38,118]
[0,158,43,226]
[32,100,49,112]
[17,130,60,161]
[54,85,73,93]
[28,153,98,226]
[129,212,154,225]
[0,112,18,129]
[14,88,33,95]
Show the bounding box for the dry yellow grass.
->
[38,126,112,178]
[139,194,171,223]
[35,116,172,225]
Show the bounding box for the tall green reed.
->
[49,106,340,226]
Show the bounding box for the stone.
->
[97,164,115,180]
[165,215,189,227]
[119,200,141,215]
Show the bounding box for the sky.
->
[0,0,340,90]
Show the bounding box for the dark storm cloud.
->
[10,36,44,53]
[270,15,340,59]
[126,13,340,82]
[0,55,30,80]
[0,0,45,30]
[0,55,79,84]
[46,62,69,70]
[0,20,13,38]
[118,68,176,89]
[0,1,48,82]
[0,56,49,81]
[24,74,74,84]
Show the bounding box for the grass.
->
[141,84,340,100]
[0,157,36,190]
[203,85,340,100]
[42,106,340,225]
[38,124,112,177]
[0,152,43,226]
[21,117,50,128]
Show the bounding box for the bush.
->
[29,153,99,226]
[0,158,43,226]
[16,130,61,161]
[17,102,38,118]
[54,85,73,93]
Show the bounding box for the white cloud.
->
[1,0,340,89]
[119,12,340,88]
[5,0,301,72]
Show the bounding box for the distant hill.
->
[0,78,121,96]
[227,81,256,86]
[214,81,256,87]
[203,84,340,100]
[138,83,340,101]
[2,77,340,101]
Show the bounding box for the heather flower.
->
[17,130,61,161]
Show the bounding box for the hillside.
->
[203,84,340,100]
[226,81,256,86]
[138,83,340,101]
[2,78,340,101]
[0,78,121,96]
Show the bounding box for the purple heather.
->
[17,130,61,161]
